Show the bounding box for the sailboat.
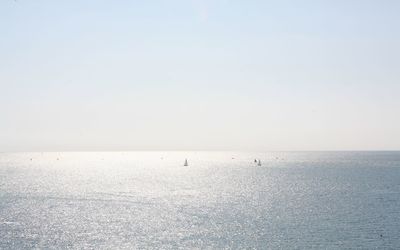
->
[184,159,188,166]
[257,159,261,166]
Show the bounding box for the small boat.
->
[257,159,261,166]
[184,159,188,166]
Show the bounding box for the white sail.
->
[184,159,188,166]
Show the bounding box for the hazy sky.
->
[1,0,399,151]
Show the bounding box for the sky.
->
[1,0,399,151]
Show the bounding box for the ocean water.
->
[0,151,399,249]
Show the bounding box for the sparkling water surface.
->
[1,151,400,249]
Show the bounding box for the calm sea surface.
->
[0,151,399,249]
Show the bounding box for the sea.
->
[0,151,399,249]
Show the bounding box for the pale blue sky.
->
[1,0,399,151]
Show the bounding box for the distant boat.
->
[184,159,188,166]
[257,159,261,166]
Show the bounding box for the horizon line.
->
[1,149,400,153]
